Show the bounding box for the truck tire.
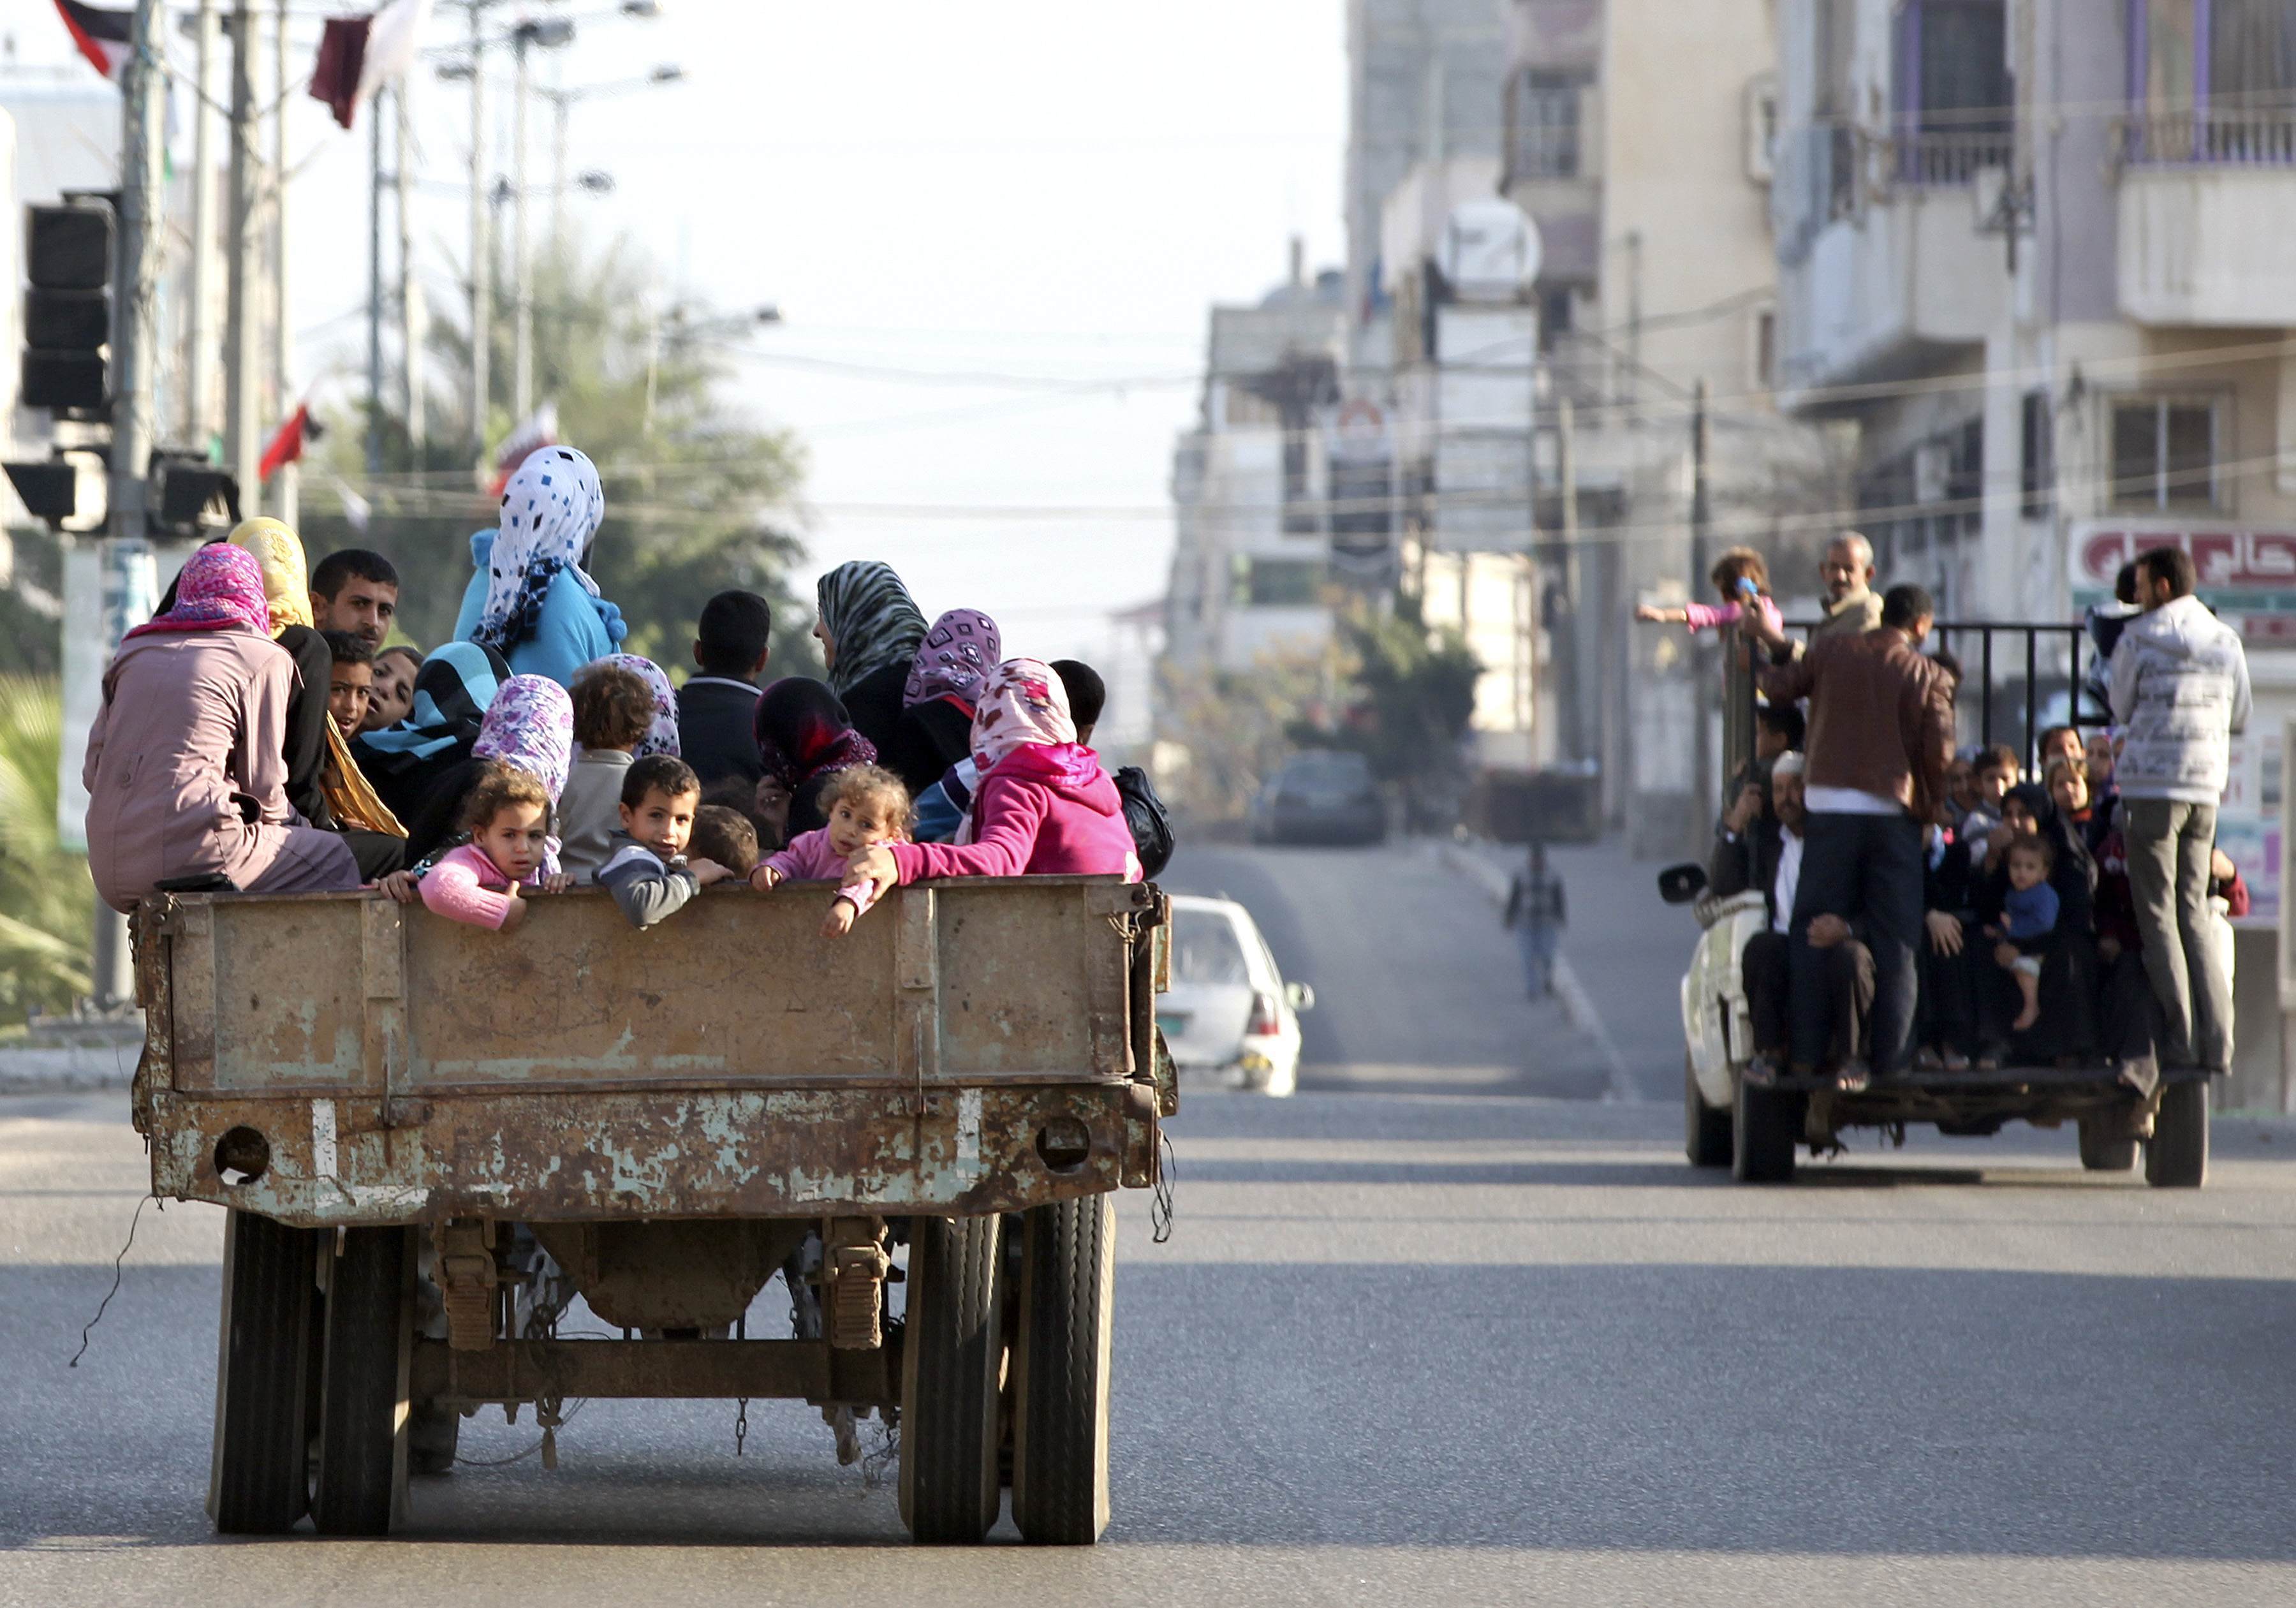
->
[2077,1115,2139,1173]
[1684,1052,1732,1169]
[2146,1078,2209,1189]
[211,1210,320,1535]
[312,1227,409,1536]
[1732,1076,1797,1183]
[899,1214,1003,1544]
[1012,1193,1115,1545]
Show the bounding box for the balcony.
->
[2114,108,2296,327]
[1772,128,2013,404]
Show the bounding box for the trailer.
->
[129,876,1172,1544]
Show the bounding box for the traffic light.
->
[149,455,240,535]
[21,200,113,413]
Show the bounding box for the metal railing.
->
[1721,619,2100,788]
[1888,130,2015,187]
[2114,107,2296,168]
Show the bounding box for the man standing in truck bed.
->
[1748,584,1955,1086]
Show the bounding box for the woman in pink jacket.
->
[845,658,1140,897]
[82,543,360,912]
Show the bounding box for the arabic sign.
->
[2070,520,2296,645]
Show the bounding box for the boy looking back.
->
[680,591,774,788]
[595,755,732,928]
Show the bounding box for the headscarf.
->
[473,675,575,802]
[816,560,927,697]
[358,641,510,764]
[903,608,1001,711]
[228,517,314,636]
[969,658,1075,778]
[471,445,607,655]
[598,653,681,758]
[753,677,877,791]
[126,543,270,641]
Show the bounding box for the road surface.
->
[6,838,2296,1606]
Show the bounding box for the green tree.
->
[1299,596,1481,823]
[310,234,820,680]
[0,676,94,1022]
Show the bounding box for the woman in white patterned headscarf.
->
[452,445,628,687]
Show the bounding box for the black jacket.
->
[1708,813,1787,923]
[676,676,763,790]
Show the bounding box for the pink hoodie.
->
[888,744,1140,883]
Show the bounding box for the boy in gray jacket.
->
[2109,545,2252,1072]
[594,755,733,928]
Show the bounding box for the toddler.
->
[559,661,656,879]
[418,763,573,930]
[595,754,732,929]
[323,631,374,738]
[1986,832,2059,1034]
[748,763,911,939]
[689,804,761,880]
[1634,545,1785,638]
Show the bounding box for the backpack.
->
[1112,764,1175,880]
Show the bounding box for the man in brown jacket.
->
[1750,583,1955,1084]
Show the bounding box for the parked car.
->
[1250,749,1385,846]
[1158,894,1314,1095]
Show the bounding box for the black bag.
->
[1112,764,1174,880]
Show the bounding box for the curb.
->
[1431,839,1641,1103]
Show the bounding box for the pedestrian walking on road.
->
[1505,841,1567,998]
[1749,584,1955,1086]
[2110,545,2251,1072]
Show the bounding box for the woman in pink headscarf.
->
[81,543,360,911]
[845,658,1139,898]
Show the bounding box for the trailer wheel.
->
[210,1211,320,1535]
[899,1214,1003,1544]
[1684,1052,1732,1169]
[1012,1193,1115,1546]
[312,1227,410,1536]
[2146,1079,2209,1189]
[1732,1076,1797,1183]
[2077,1115,2139,1173]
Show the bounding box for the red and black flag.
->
[53,0,132,82]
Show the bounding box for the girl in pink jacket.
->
[844,658,1141,904]
[748,763,911,938]
[418,763,575,929]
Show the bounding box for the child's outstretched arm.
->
[420,849,520,930]
[596,843,700,930]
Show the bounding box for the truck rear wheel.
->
[311,1227,409,1536]
[1684,1052,1732,1169]
[211,1211,320,1535]
[1732,1076,1797,1183]
[2077,1114,2139,1172]
[2146,1079,2209,1189]
[1012,1193,1115,1545]
[899,1214,1003,1544]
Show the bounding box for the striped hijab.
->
[816,561,927,698]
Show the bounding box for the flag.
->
[259,402,323,483]
[53,0,131,82]
[308,0,434,131]
[487,401,558,497]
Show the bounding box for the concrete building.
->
[1769,0,2296,1100]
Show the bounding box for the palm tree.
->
[0,676,92,1021]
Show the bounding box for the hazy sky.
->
[15,1,1350,670]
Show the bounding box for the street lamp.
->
[540,65,686,254]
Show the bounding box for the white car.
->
[1158,894,1313,1096]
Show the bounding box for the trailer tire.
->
[1012,1193,1115,1545]
[312,1227,409,1536]
[899,1214,1003,1544]
[2077,1116,2139,1173]
[1732,1077,1797,1183]
[1684,1052,1732,1169]
[211,1211,320,1535]
[2146,1079,2209,1189]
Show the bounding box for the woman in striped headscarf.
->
[811,561,930,779]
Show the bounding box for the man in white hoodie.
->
[2110,546,2251,1072]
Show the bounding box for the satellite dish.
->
[1439,198,1541,300]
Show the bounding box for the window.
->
[1509,69,1588,181]
[2110,397,2221,508]
[2020,390,2052,517]
[1745,74,1780,181]
[1232,556,1325,609]
[1171,910,1251,987]
[1539,284,1575,352]
[1751,307,1777,390]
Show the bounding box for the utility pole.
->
[510,24,533,420]
[1558,395,1584,762]
[367,87,386,476]
[223,0,261,504]
[1689,377,1713,845]
[397,84,424,454]
[467,1,491,459]
[96,0,168,1010]
[184,0,221,448]
[270,0,295,524]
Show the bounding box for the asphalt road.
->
[8,840,2296,1606]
